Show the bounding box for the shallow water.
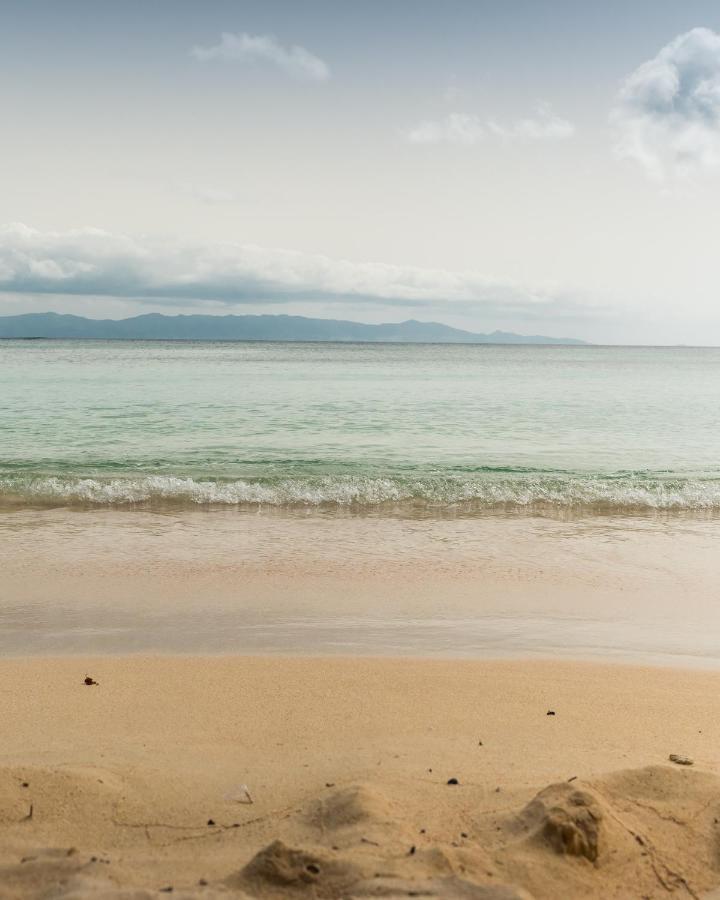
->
[3,340,720,511]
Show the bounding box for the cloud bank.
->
[191,32,330,82]
[0,224,572,317]
[407,105,574,145]
[612,27,720,179]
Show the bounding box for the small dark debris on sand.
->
[84,675,99,686]
[447,777,459,785]
[669,754,694,766]
[546,710,555,716]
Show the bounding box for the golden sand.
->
[2,655,720,898]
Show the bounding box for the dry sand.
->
[2,655,720,898]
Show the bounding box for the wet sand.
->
[2,508,720,664]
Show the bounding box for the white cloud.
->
[191,31,330,82]
[406,104,573,145]
[488,103,575,140]
[612,27,720,179]
[0,223,575,318]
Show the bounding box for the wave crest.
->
[2,472,720,511]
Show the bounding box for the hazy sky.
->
[2,0,720,343]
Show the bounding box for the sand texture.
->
[2,656,720,898]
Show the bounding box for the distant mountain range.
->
[0,312,587,344]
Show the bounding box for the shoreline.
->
[2,654,720,898]
[6,647,720,672]
[3,507,720,663]
[3,491,720,517]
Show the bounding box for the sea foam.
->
[2,472,720,511]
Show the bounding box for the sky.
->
[2,0,720,343]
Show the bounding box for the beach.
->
[4,2,720,895]
[3,508,720,897]
[2,655,720,898]
[4,341,720,897]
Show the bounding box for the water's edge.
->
[4,470,720,512]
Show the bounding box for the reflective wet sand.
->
[2,507,720,665]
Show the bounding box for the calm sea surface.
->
[2,340,720,513]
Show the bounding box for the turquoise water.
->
[2,339,720,512]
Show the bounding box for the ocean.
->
[4,338,720,661]
[2,339,720,513]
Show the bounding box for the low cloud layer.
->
[407,105,574,145]
[612,27,720,179]
[0,224,575,318]
[191,32,330,81]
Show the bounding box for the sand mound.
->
[229,838,532,900]
[516,781,615,862]
[310,785,395,831]
[0,849,80,900]
[488,765,720,898]
[305,783,414,853]
[0,850,237,900]
[4,763,720,898]
[227,838,362,897]
[600,762,720,812]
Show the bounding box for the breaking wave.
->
[2,470,720,512]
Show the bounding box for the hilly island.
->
[0,312,586,344]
